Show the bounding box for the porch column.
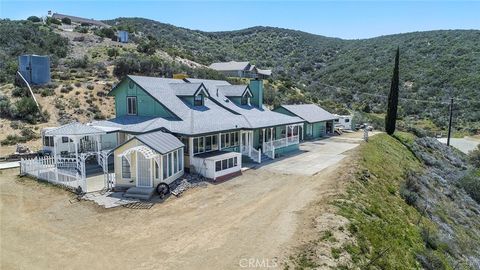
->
[159,155,163,181]
[270,127,273,148]
[73,136,79,165]
[218,133,221,150]
[262,128,265,144]
[239,131,243,152]
[248,131,252,156]
[96,135,102,152]
[53,135,59,182]
[188,137,194,166]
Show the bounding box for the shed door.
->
[136,153,152,187]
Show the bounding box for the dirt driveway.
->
[1,133,365,270]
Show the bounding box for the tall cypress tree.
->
[385,47,400,135]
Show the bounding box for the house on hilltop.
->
[22,76,336,198]
[209,61,272,79]
[51,13,110,28]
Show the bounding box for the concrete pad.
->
[260,138,360,176]
[86,174,106,193]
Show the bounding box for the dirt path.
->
[1,136,362,270]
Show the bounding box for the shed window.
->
[154,161,159,179]
[215,156,238,172]
[241,96,250,105]
[345,119,350,123]
[127,97,137,115]
[44,136,54,147]
[194,94,203,106]
[122,157,131,179]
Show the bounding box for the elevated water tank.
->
[18,54,51,85]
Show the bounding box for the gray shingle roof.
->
[209,61,250,71]
[94,75,303,135]
[257,69,272,76]
[279,104,338,123]
[217,85,249,97]
[136,131,184,154]
[45,122,106,136]
[169,82,207,96]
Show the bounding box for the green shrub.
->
[74,82,81,87]
[12,87,27,97]
[86,84,94,90]
[40,88,54,97]
[27,16,41,23]
[14,97,38,121]
[459,170,480,203]
[468,145,480,168]
[0,96,12,117]
[61,17,71,25]
[94,27,116,39]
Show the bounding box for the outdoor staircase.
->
[261,153,272,163]
[124,187,156,201]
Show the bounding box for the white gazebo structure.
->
[21,122,117,192]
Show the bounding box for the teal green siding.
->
[229,96,242,106]
[111,78,175,118]
[304,122,326,139]
[249,80,263,109]
[275,144,299,156]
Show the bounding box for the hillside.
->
[287,133,480,269]
[108,18,480,133]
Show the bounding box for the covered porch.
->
[260,123,303,159]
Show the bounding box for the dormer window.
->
[241,96,250,105]
[194,94,204,106]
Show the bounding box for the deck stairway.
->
[124,187,156,200]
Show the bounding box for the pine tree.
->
[385,47,400,135]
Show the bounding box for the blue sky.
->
[1,1,479,39]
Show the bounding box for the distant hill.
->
[107,18,480,132]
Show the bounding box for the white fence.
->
[20,156,86,192]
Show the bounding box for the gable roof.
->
[217,85,251,97]
[209,61,250,71]
[278,104,338,123]
[95,75,303,135]
[169,82,209,97]
[136,131,184,154]
[45,122,105,136]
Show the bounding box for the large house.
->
[30,76,317,195]
[209,61,272,79]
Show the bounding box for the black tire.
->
[156,183,170,197]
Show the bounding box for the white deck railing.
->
[240,145,261,163]
[263,135,299,159]
[20,156,86,192]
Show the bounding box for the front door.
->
[136,152,152,187]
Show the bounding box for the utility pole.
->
[447,97,454,146]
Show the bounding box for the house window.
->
[241,96,249,105]
[215,156,238,172]
[173,151,178,173]
[345,119,350,123]
[194,94,203,106]
[122,157,131,179]
[193,135,218,154]
[168,152,173,177]
[44,136,54,147]
[62,137,70,143]
[127,97,137,115]
[162,154,168,179]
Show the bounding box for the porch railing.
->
[263,135,300,159]
[20,156,86,191]
[240,145,261,163]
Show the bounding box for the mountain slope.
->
[109,18,480,132]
